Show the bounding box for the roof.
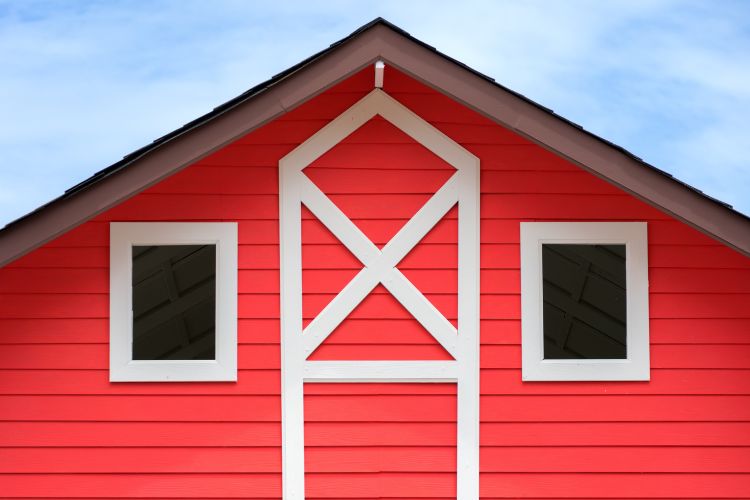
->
[1,17,748,267]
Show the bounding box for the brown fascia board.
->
[370,28,750,257]
[0,21,748,268]
[0,26,385,268]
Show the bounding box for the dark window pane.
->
[542,244,626,359]
[132,245,216,360]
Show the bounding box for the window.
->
[520,222,649,381]
[110,222,237,381]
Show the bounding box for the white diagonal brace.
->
[283,91,382,174]
[377,90,474,169]
[382,268,458,357]
[379,173,459,264]
[300,172,460,357]
[301,266,379,355]
[299,174,380,264]
[303,264,458,359]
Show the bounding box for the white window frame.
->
[520,222,650,381]
[110,222,238,382]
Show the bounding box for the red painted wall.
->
[1,66,749,498]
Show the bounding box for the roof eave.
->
[0,22,390,268]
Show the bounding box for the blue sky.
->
[1,0,748,226]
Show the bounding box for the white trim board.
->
[279,88,480,499]
[520,221,650,381]
[109,222,238,382]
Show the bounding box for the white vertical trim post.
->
[279,167,305,499]
[456,150,481,500]
[279,89,480,499]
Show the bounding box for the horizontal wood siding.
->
[304,384,456,497]
[0,65,748,498]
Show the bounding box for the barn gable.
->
[1,17,750,500]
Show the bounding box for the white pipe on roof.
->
[374,60,385,88]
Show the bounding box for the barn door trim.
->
[279,89,479,499]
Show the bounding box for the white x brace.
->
[279,88,480,499]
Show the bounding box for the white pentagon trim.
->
[109,222,238,382]
[520,221,650,381]
[279,89,480,499]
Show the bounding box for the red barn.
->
[1,18,749,500]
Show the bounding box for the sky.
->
[0,0,749,227]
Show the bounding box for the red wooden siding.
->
[0,64,749,499]
[304,383,457,498]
